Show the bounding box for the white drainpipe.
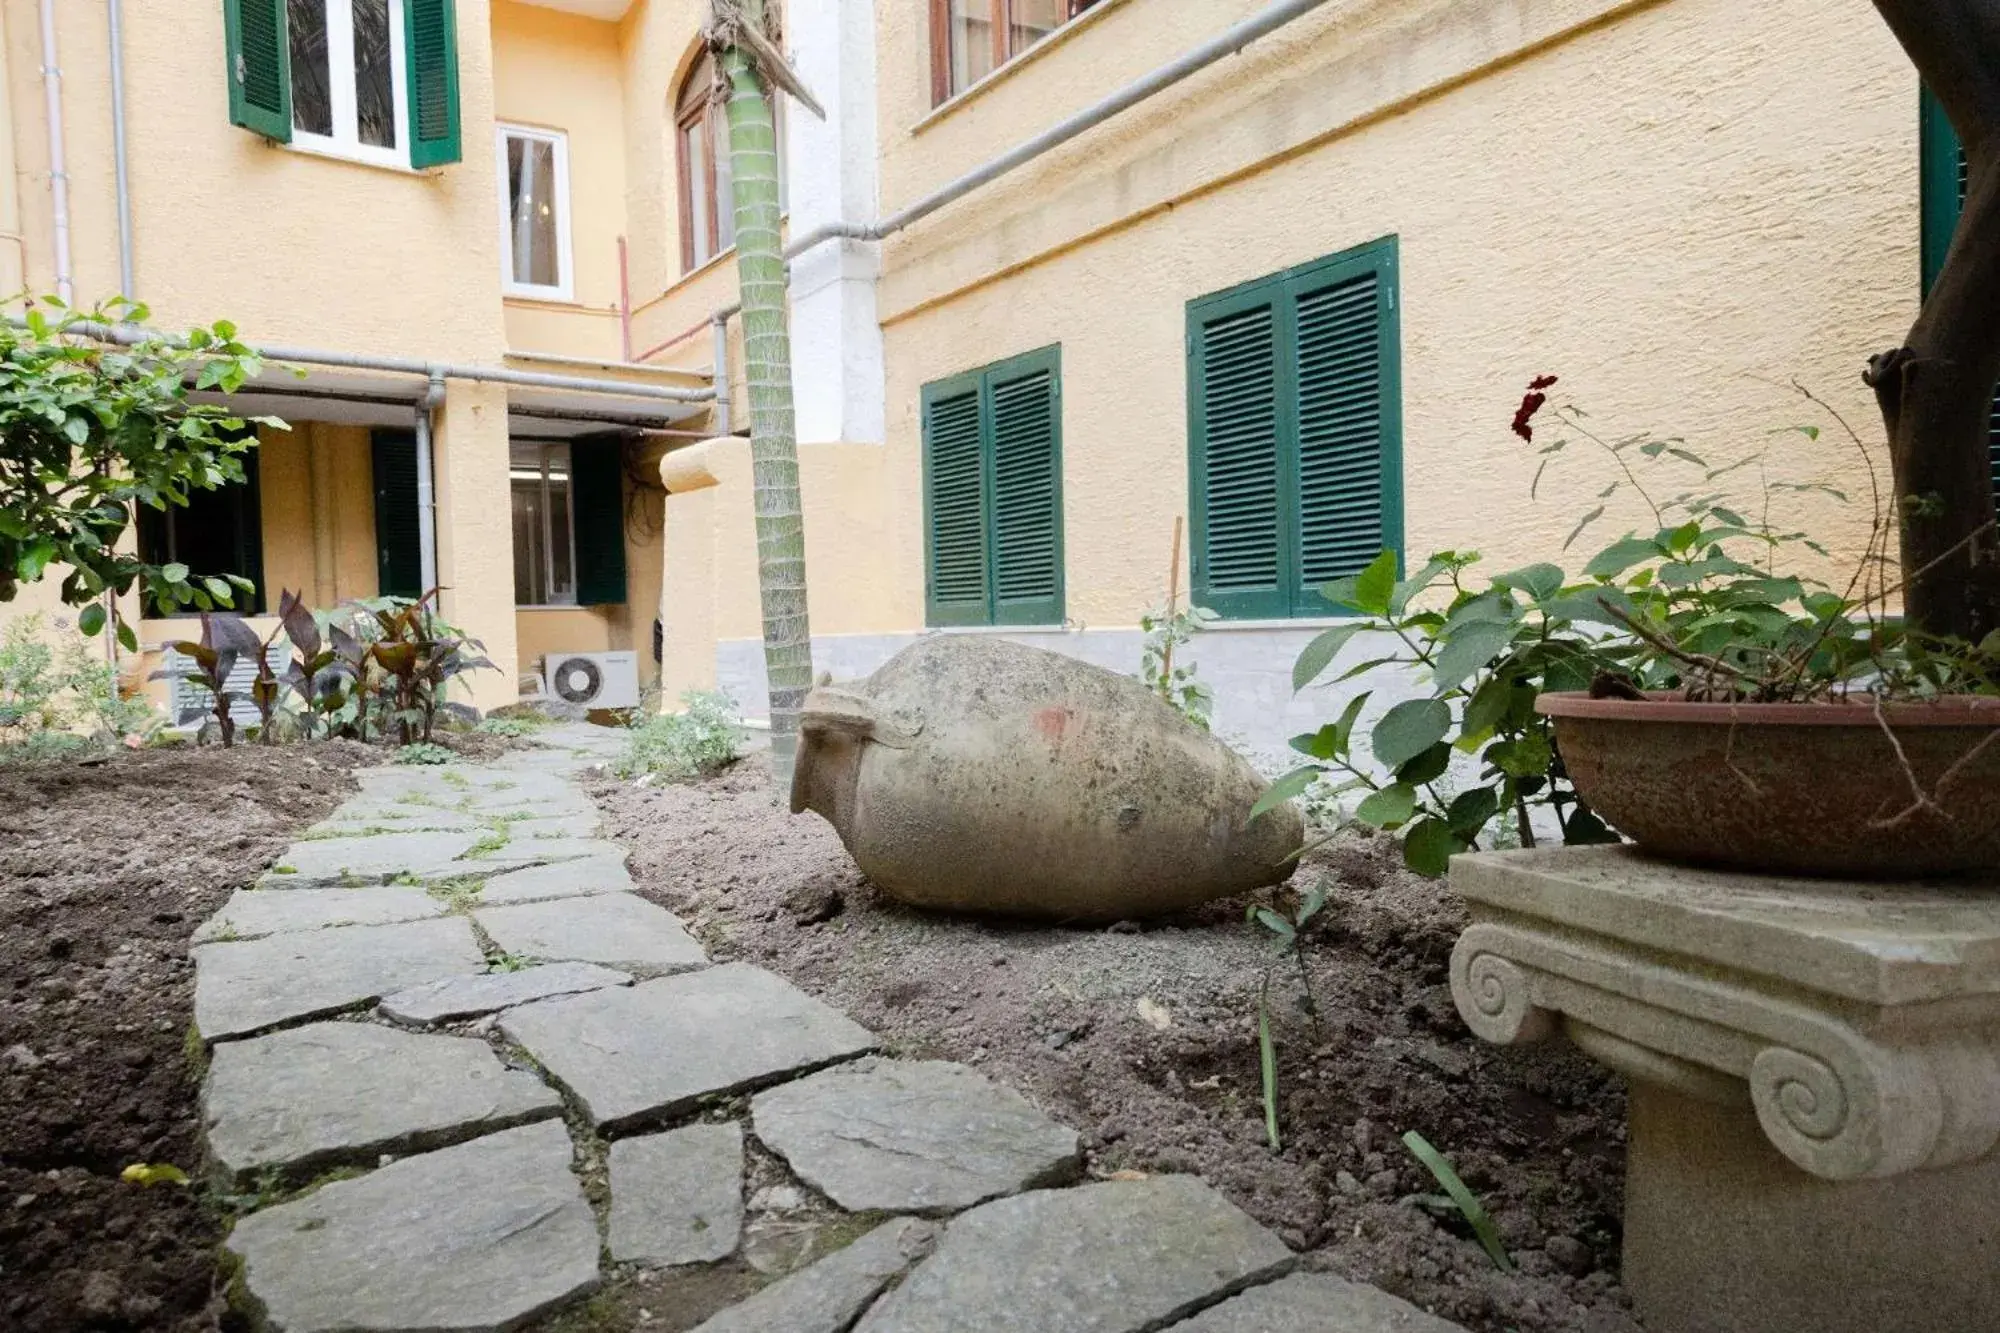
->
[36,0,71,304]
[108,0,134,300]
[416,373,445,593]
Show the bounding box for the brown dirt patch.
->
[588,757,1640,1333]
[0,741,370,1332]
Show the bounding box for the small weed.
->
[426,874,487,910]
[477,715,542,738]
[486,951,534,973]
[467,827,510,857]
[615,690,740,781]
[440,769,471,790]
[120,1162,190,1188]
[270,864,297,876]
[394,742,455,766]
[183,1024,208,1081]
[1403,1130,1513,1272]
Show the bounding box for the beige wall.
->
[256,424,381,608]
[493,0,630,358]
[671,0,1918,648]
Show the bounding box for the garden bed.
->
[0,741,374,1332]
[590,758,1639,1333]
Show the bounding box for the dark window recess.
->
[1921,87,2000,499]
[372,429,424,599]
[921,345,1064,627]
[1186,236,1403,620]
[136,447,266,614]
[570,434,629,607]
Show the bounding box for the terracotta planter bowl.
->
[1536,692,2000,878]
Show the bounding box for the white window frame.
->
[495,124,575,302]
[289,0,412,171]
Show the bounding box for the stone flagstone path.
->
[192,724,1466,1332]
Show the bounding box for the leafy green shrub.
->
[0,613,151,752]
[477,715,540,738]
[394,742,455,766]
[1140,603,1218,729]
[0,299,278,644]
[616,691,740,781]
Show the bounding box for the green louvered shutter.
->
[571,436,628,606]
[1291,250,1401,607]
[1189,294,1288,619]
[989,349,1064,625]
[923,377,990,626]
[405,0,462,168]
[1921,89,2000,498]
[371,430,423,599]
[224,0,292,141]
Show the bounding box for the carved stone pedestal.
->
[1448,846,2000,1333]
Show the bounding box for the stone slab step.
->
[475,857,635,905]
[226,1120,599,1333]
[753,1058,1081,1214]
[690,1219,940,1333]
[380,962,633,1026]
[474,893,707,973]
[202,1021,560,1185]
[851,1176,1295,1333]
[1164,1272,1469,1331]
[608,1122,746,1265]
[194,916,487,1041]
[499,963,877,1131]
[194,885,447,942]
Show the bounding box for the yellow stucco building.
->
[0,1,1980,746]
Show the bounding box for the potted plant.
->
[1267,378,2000,879]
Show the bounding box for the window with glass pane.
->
[287,0,407,166]
[499,126,570,297]
[932,0,1101,104]
[511,441,577,606]
[674,49,781,273]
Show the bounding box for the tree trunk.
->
[1867,1,2000,641]
[715,0,813,789]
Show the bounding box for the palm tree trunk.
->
[715,0,812,789]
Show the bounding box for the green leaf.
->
[1433,621,1520,691]
[1401,817,1463,877]
[1253,907,1295,939]
[1350,551,1399,617]
[116,619,138,652]
[1258,995,1281,1153]
[1495,563,1564,602]
[1390,557,1451,616]
[1354,782,1419,829]
[120,1162,190,1188]
[1396,742,1452,786]
[1371,698,1451,770]
[1250,766,1319,820]
[77,603,106,637]
[1402,1132,1513,1271]
[1446,786,1501,837]
[160,561,190,585]
[1292,624,1365,692]
[1329,691,1370,758]
[62,413,91,445]
[203,576,236,605]
[1583,536,1659,580]
[16,538,56,582]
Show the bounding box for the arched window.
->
[675,49,785,272]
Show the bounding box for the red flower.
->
[1511,374,1558,441]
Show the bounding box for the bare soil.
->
[590,757,1642,1333]
[0,741,371,1333]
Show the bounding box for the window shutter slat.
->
[1923,90,2000,499]
[371,430,423,599]
[224,0,292,141]
[990,365,1062,624]
[1294,273,1385,592]
[924,387,990,625]
[571,435,628,606]
[405,0,462,167]
[1190,302,1287,618]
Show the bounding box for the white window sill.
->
[282,135,419,175]
[502,285,579,306]
[517,603,590,612]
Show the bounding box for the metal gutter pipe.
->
[709,0,1335,326]
[33,318,716,405]
[108,0,134,300]
[709,314,732,436]
[36,0,71,303]
[415,373,445,592]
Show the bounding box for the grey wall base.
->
[1625,1082,2000,1333]
[712,625,1427,774]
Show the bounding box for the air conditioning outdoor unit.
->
[543,650,640,710]
[162,644,289,731]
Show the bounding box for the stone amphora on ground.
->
[791,636,1301,921]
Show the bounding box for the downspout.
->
[709,314,732,437]
[107,0,134,299]
[415,373,445,593]
[36,0,70,303]
[617,237,633,362]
